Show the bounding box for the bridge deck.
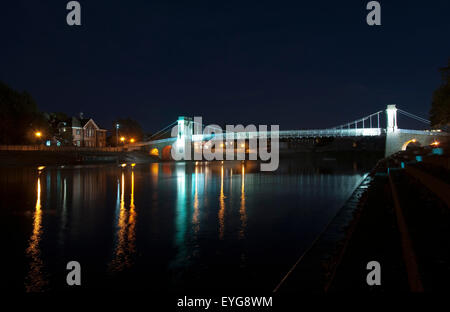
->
[141,128,447,146]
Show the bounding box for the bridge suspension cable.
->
[149,119,234,142]
[330,110,383,130]
[192,121,234,133]
[397,109,430,125]
[330,108,431,131]
[147,106,433,142]
[149,121,178,140]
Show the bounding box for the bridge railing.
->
[397,129,448,136]
[278,128,384,138]
[194,128,384,140]
[144,128,387,145]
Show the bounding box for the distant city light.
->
[130,138,135,143]
[120,137,126,142]
[35,131,42,138]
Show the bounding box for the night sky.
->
[1,0,449,132]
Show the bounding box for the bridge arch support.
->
[150,148,160,157]
[145,139,176,160]
[161,145,172,160]
[385,131,442,157]
[401,139,421,151]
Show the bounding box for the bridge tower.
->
[386,104,398,132]
[385,104,399,157]
[175,116,193,159]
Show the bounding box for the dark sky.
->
[1,0,449,132]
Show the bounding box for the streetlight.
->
[115,123,120,146]
[130,138,135,143]
[120,136,125,144]
[34,131,43,146]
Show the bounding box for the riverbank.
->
[0,150,158,166]
[276,142,450,293]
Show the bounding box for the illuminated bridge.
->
[129,105,449,159]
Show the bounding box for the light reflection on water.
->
[25,175,48,292]
[109,170,137,272]
[218,166,225,240]
[240,164,247,240]
[0,157,377,291]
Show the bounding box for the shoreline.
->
[0,149,383,166]
[0,150,159,166]
[273,164,378,292]
[276,144,450,292]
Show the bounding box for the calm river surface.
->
[1,156,378,292]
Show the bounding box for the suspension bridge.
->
[128,105,449,159]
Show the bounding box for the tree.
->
[44,112,74,146]
[430,59,450,128]
[0,81,50,144]
[110,118,144,146]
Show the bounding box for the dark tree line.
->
[430,59,450,128]
[0,82,49,144]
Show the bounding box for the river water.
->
[1,155,378,292]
